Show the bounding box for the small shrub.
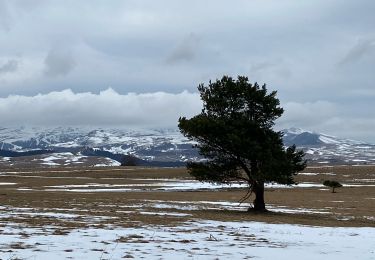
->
[323,180,343,193]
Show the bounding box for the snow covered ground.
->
[32,180,375,193]
[0,220,374,260]
[1,196,370,260]
[33,180,333,193]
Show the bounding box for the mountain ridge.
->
[0,126,374,166]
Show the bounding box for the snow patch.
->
[0,220,374,259]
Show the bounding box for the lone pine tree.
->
[178,76,306,211]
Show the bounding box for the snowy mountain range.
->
[0,126,374,167]
[0,127,198,167]
[282,127,375,165]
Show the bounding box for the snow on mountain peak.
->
[318,134,341,144]
[282,127,311,136]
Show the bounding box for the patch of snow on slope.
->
[40,152,88,166]
[319,134,341,144]
[95,158,121,167]
[284,127,310,135]
[305,149,315,155]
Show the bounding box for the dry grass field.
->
[0,165,374,259]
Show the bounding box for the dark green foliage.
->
[323,180,343,193]
[178,75,306,211]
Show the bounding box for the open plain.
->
[1,165,374,259]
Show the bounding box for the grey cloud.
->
[249,62,276,74]
[249,60,292,81]
[0,0,43,32]
[277,101,339,130]
[0,59,18,74]
[339,38,375,66]
[0,1,11,31]
[44,48,76,77]
[166,33,200,64]
[275,100,375,142]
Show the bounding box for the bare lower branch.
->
[238,184,253,205]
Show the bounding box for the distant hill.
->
[0,127,198,167]
[0,126,374,167]
[282,127,375,165]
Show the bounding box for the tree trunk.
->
[252,181,266,211]
[247,161,266,212]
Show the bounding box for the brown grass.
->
[0,165,374,228]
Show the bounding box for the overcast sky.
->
[0,1,375,142]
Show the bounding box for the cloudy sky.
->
[0,1,374,141]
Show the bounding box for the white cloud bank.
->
[0,89,201,128]
[1,88,375,142]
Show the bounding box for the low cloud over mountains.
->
[0,88,201,128]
